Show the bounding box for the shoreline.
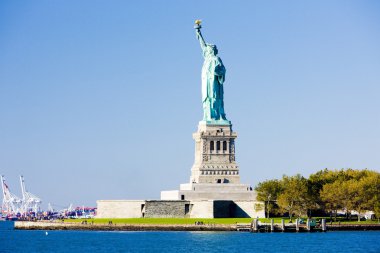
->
[14,221,236,231]
[326,224,380,231]
[14,221,380,232]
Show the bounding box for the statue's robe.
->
[201,54,226,120]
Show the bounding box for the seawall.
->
[327,224,380,231]
[14,221,236,231]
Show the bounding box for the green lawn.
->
[63,218,253,224]
[61,217,380,225]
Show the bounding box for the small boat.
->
[5,215,19,221]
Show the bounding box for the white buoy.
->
[45,231,48,236]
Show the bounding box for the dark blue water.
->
[1,222,379,253]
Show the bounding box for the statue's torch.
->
[194,19,202,30]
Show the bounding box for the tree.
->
[277,174,311,221]
[308,168,340,208]
[255,169,380,221]
[255,179,282,218]
[363,171,380,219]
[351,173,380,221]
[350,180,368,221]
[320,180,353,221]
[320,181,341,221]
[369,173,380,220]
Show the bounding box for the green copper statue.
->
[194,20,230,124]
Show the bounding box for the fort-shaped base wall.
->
[96,200,264,218]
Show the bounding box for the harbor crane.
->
[19,175,42,214]
[1,175,22,216]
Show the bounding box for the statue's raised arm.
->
[194,20,206,55]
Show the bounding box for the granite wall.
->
[144,200,191,218]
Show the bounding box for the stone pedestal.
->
[160,121,265,218]
[190,122,240,184]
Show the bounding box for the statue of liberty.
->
[194,20,229,124]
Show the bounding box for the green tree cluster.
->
[255,169,380,221]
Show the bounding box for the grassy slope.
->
[63,218,252,224]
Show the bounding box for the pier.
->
[238,218,380,232]
[245,218,325,232]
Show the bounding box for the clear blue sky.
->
[1,1,379,208]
